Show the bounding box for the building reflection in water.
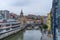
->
[4,30,25,40]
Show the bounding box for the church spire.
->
[20,10,23,17]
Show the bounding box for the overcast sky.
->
[0,0,52,16]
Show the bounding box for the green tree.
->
[32,17,35,20]
[43,24,48,30]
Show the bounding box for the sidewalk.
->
[41,32,53,40]
[47,35,53,40]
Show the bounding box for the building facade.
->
[25,15,43,24]
[51,0,59,40]
[43,16,47,24]
[0,10,10,19]
[18,10,26,25]
[51,0,59,33]
[47,13,51,31]
[58,16,60,29]
[10,13,19,20]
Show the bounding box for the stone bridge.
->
[23,23,41,29]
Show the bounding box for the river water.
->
[4,29,42,40]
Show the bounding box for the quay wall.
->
[0,26,25,39]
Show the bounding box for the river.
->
[3,29,42,40]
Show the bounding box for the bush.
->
[43,24,48,29]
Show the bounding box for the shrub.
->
[43,24,48,30]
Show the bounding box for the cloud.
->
[10,0,30,6]
[0,0,52,16]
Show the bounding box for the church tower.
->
[20,10,23,18]
[19,10,25,25]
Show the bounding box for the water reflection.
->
[24,30,42,40]
[4,30,25,40]
[4,29,42,40]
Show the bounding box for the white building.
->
[0,10,10,19]
[43,16,47,24]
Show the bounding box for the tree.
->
[43,24,48,30]
[32,17,35,20]
[39,25,43,32]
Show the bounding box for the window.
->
[0,16,2,19]
[55,0,58,3]
[0,29,3,32]
[6,24,10,26]
[6,28,10,30]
